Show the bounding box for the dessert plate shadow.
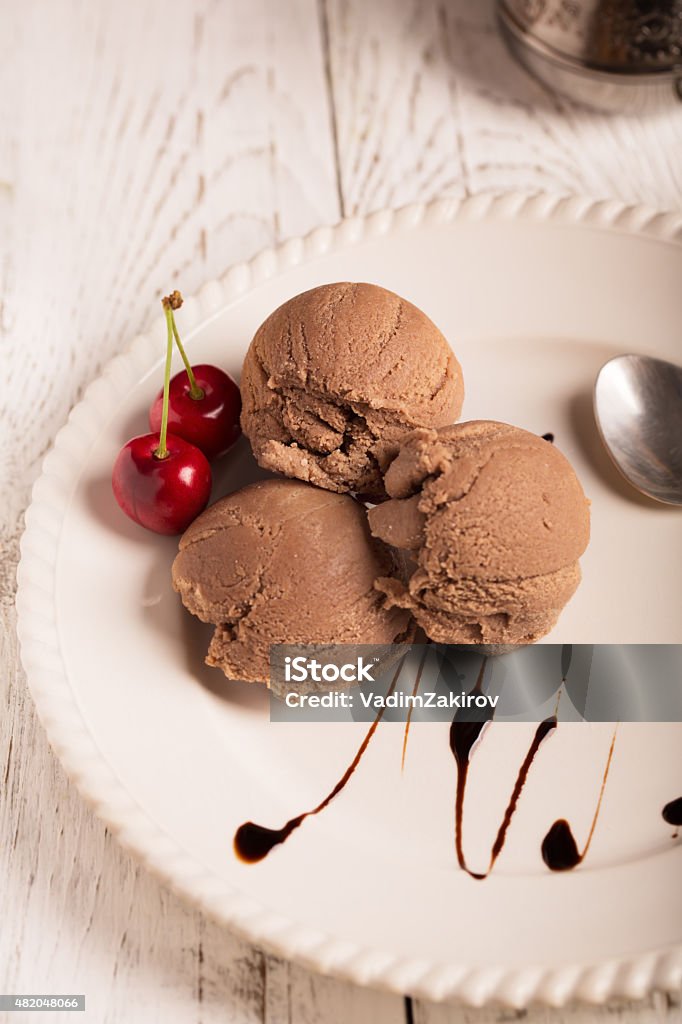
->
[16,195,682,1007]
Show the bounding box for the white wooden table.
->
[1,2,681,1022]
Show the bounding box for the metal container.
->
[498,0,682,110]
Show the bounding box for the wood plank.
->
[324,0,682,214]
[0,2,363,1022]
[266,960,405,1024]
[411,991,681,1024]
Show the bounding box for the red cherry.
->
[112,433,211,535]
[149,364,241,459]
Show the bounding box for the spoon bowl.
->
[594,354,682,506]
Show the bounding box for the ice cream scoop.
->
[172,478,412,683]
[368,421,590,646]
[240,282,464,498]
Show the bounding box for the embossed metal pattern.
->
[500,0,682,73]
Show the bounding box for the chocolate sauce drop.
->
[542,432,555,443]
[542,728,617,872]
[234,655,407,863]
[662,797,682,827]
[542,819,580,870]
[234,817,304,863]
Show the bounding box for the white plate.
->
[17,195,682,1007]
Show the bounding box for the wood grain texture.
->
[324,0,682,214]
[1,0,681,1021]
[0,2,354,1022]
[412,993,682,1024]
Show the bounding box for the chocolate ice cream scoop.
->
[368,421,590,646]
[172,478,411,683]
[240,283,464,498]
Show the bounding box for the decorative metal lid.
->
[500,0,682,77]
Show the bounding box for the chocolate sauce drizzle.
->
[450,659,558,879]
[401,645,429,770]
[235,644,620,876]
[233,655,407,863]
[662,797,682,827]
[542,728,618,871]
[561,643,572,683]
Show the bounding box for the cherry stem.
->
[154,308,174,460]
[162,294,204,400]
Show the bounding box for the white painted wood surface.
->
[1,1,680,1021]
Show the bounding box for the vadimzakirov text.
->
[284,688,499,710]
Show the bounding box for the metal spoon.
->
[594,354,682,506]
